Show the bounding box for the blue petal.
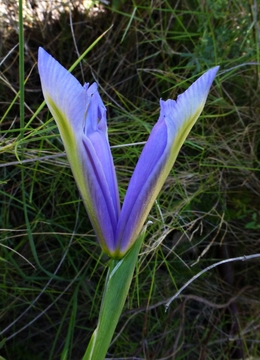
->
[38,47,120,255]
[115,66,219,256]
[38,47,87,135]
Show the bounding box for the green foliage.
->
[0,0,260,359]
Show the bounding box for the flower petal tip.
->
[203,65,219,86]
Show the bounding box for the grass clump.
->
[0,0,260,359]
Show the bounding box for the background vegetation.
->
[0,0,260,359]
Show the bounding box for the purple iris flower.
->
[115,67,219,256]
[38,47,218,258]
[38,47,120,255]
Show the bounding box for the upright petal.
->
[38,47,120,255]
[115,66,219,257]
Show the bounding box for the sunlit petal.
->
[115,66,219,256]
[38,47,120,255]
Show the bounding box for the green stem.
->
[83,230,146,360]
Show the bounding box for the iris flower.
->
[38,47,218,258]
[38,47,120,256]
